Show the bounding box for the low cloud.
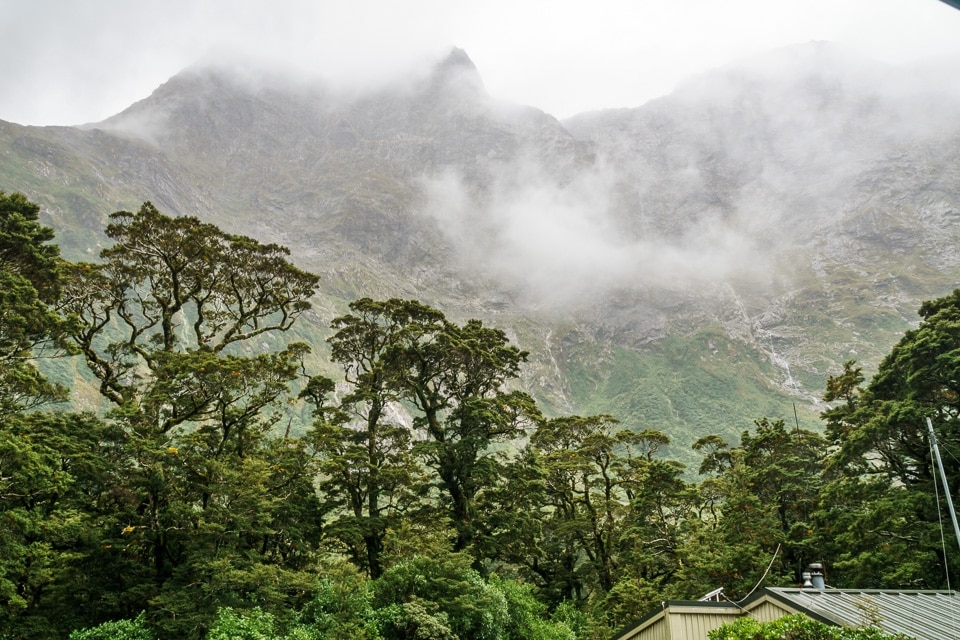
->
[420,156,775,309]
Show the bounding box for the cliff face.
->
[3,43,959,453]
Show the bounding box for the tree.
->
[318,299,541,565]
[0,193,122,638]
[317,298,436,578]
[394,314,540,556]
[492,577,575,640]
[737,418,825,581]
[816,290,960,588]
[0,191,69,414]
[371,552,509,640]
[0,411,133,639]
[60,203,324,637]
[522,415,663,603]
[206,607,279,640]
[828,291,960,491]
[296,560,381,639]
[676,419,826,600]
[606,450,694,623]
[61,202,318,411]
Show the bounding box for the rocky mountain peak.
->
[437,47,477,73]
[9,41,960,449]
[96,46,493,148]
[418,46,486,105]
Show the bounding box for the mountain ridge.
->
[2,44,958,457]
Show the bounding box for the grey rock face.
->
[4,44,960,451]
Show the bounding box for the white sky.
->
[2,0,960,126]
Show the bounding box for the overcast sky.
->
[2,0,959,126]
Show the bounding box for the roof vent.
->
[807,563,825,590]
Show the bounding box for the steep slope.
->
[86,49,592,308]
[2,44,958,459]
[559,43,960,420]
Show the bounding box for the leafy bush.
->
[68,613,154,640]
[493,577,574,640]
[372,552,509,640]
[207,607,278,640]
[298,563,381,639]
[708,614,915,640]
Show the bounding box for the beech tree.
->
[61,202,318,410]
[814,290,960,589]
[316,298,541,565]
[0,194,110,638]
[606,449,695,623]
[829,290,960,489]
[522,415,664,601]
[675,419,825,600]
[314,298,435,578]
[0,191,70,414]
[60,203,324,637]
[393,314,540,555]
[0,411,129,638]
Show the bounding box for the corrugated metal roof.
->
[765,588,960,640]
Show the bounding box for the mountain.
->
[3,44,959,461]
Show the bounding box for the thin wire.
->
[737,543,781,603]
[929,429,960,640]
[938,439,960,466]
[932,435,953,594]
[720,591,747,612]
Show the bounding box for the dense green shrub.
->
[207,607,279,640]
[708,614,915,640]
[68,613,154,640]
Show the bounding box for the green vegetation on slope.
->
[560,330,812,464]
[5,194,959,640]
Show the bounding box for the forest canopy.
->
[1,193,957,640]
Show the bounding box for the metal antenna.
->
[927,416,960,554]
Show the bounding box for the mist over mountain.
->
[3,43,959,455]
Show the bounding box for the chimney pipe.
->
[808,563,825,590]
